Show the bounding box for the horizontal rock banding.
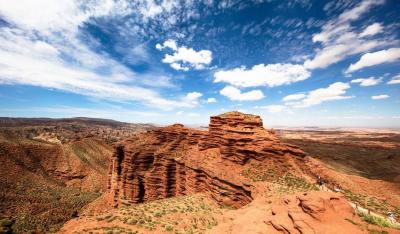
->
[108,111,305,208]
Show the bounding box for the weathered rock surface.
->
[265,191,364,234]
[108,112,305,208]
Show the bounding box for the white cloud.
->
[0,0,98,32]
[163,47,212,69]
[170,62,189,71]
[259,105,286,113]
[350,77,382,86]
[359,23,383,38]
[219,86,264,101]
[0,1,201,111]
[282,93,306,102]
[304,0,388,70]
[214,63,310,88]
[371,94,389,100]
[120,43,150,65]
[156,39,178,51]
[182,92,202,106]
[387,74,400,84]
[285,82,353,108]
[157,39,212,71]
[206,98,217,103]
[140,0,163,19]
[346,48,400,73]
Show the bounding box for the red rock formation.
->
[108,112,305,208]
[264,191,364,234]
[200,112,304,164]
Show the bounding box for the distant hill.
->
[0,117,156,144]
[0,117,154,128]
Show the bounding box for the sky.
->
[0,0,400,127]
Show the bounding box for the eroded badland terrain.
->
[0,113,399,234]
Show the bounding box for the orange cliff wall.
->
[107,112,305,208]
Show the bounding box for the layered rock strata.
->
[200,112,304,164]
[108,112,305,208]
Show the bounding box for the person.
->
[317,176,324,186]
[333,186,342,192]
[388,212,396,223]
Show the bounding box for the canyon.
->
[1,113,400,233]
[61,111,399,233]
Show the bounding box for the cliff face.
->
[108,112,305,208]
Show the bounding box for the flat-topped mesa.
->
[201,111,304,164]
[108,112,304,208]
[210,111,263,131]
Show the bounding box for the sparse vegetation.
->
[241,162,319,194]
[0,218,14,234]
[368,229,389,234]
[274,173,319,194]
[0,178,100,233]
[85,194,220,234]
[358,212,400,230]
[283,138,400,182]
[343,189,399,217]
[241,163,277,182]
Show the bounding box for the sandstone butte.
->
[95,111,376,233]
[108,111,304,208]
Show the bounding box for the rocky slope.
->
[0,118,154,233]
[264,191,364,234]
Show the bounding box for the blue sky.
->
[0,0,399,127]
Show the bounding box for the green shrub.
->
[166,225,173,232]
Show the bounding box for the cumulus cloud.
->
[157,39,212,71]
[285,82,353,108]
[304,0,388,70]
[350,77,382,86]
[371,94,389,100]
[219,86,264,101]
[346,48,400,73]
[206,98,217,103]
[156,39,178,51]
[182,92,203,105]
[282,93,306,102]
[214,63,310,88]
[170,62,189,71]
[387,74,400,84]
